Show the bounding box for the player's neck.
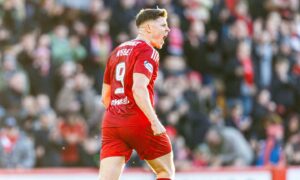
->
[135,35,152,47]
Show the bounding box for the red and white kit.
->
[101,39,171,162]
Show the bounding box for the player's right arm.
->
[132,73,166,135]
[101,55,112,109]
[101,83,111,109]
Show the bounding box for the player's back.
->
[102,39,159,127]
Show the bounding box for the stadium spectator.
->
[203,126,253,167]
[285,114,300,165]
[0,116,35,168]
[255,113,285,166]
[271,57,297,117]
[55,72,98,119]
[0,72,28,116]
[58,113,87,166]
[34,110,62,167]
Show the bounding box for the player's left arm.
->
[101,83,111,109]
[133,48,165,135]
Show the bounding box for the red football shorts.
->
[100,125,172,162]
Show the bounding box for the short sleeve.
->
[133,48,158,79]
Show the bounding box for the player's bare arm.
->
[132,73,166,135]
[101,83,111,109]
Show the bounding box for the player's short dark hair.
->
[136,8,167,27]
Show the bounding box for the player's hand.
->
[151,120,166,136]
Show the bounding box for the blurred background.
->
[0,0,300,172]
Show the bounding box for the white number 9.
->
[115,62,125,94]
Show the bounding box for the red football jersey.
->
[102,39,159,127]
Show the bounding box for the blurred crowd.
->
[1,0,300,170]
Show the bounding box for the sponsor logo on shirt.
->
[144,61,153,73]
[111,96,130,106]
